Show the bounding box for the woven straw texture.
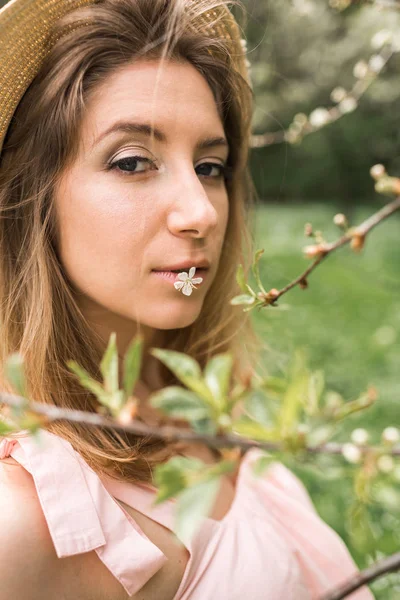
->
[0,0,249,155]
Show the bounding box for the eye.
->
[196,162,233,180]
[107,155,157,175]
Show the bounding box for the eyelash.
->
[106,155,233,181]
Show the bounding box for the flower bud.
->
[293,113,308,126]
[369,54,385,73]
[342,443,362,464]
[353,60,369,79]
[333,213,348,228]
[351,428,369,446]
[330,86,347,103]
[338,97,357,114]
[303,244,325,259]
[116,397,138,425]
[350,233,365,253]
[371,29,392,50]
[309,108,331,128]
[299,278,308,290]
[304,223,313,237]
[370,164,386,180]
[375,176,400,197]
[382,426,400,445]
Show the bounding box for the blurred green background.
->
[250,205,400,598]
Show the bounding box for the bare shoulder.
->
[0,459,61,599]
[0,461,189,600]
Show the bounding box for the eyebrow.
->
[91,120,229,152]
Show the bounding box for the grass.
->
[250,202,400,599]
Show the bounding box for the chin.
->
[142,302,203,330]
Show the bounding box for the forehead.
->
[80,59,225,149]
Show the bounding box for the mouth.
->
[151,268,209,282]
[151,267,209,274]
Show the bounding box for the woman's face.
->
[55,59,229,349]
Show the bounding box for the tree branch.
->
[258,194,400,306]
[1,391,400,456]
[250,44,395,149]
[320,551,400,600]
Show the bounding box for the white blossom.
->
[309,108,331,128]
[330,87,347,103]
[370,163,386,180]
[338,97,357,114]
[353,60,369,80]
[371,29,392,50]
[173,267,203,296]
[333,213,347,227]
[342,443,362,464]
[351,428,369,446]
[382,427,400,445]
[368,54,385,73]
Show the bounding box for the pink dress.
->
[0,431,374,600]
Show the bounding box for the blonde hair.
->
[0,0,263,483]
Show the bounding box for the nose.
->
[166,168,220,240]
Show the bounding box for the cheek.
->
[53,178,154,287]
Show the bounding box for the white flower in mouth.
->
[173,267,203,296]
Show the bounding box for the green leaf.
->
[307,370,325,415]
[191,418,218,435]
[100,332,119,394]
[153,456,204,504]
[123,334,143,398]
[3,353,28,398]
[66,360,110,406]
[108,390,126,414]
[204,353,233,410]
[153,459,190,504]
[245,283,257,298]
[251,248,268,295]
[150,349,213,403]
[150,386,211,422]
[174,477,220,544]
[235,263,247,293]
[244,389,274,426]
[230,294,255,306]
[279,351,310,435]
[260,376,287,399]
[232,416,279,441]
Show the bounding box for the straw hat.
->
[0,0,251,156]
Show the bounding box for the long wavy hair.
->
[0,0,263,483]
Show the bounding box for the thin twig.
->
[1,392,400,456]
[262,195,400,305]
[250,44,394,149]
[319,552,400,600]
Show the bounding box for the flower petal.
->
[191,277,203,284]
[182,282,193,296]
[174,281,184,290]
[177,272,188,281]
[189,267,196,279]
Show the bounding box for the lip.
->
[151,268,208,284]
[152,260,210,271]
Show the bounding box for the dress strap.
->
[0,431,167,596]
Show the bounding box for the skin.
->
[54,58,230,390]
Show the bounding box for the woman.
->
[0,0,374,598]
